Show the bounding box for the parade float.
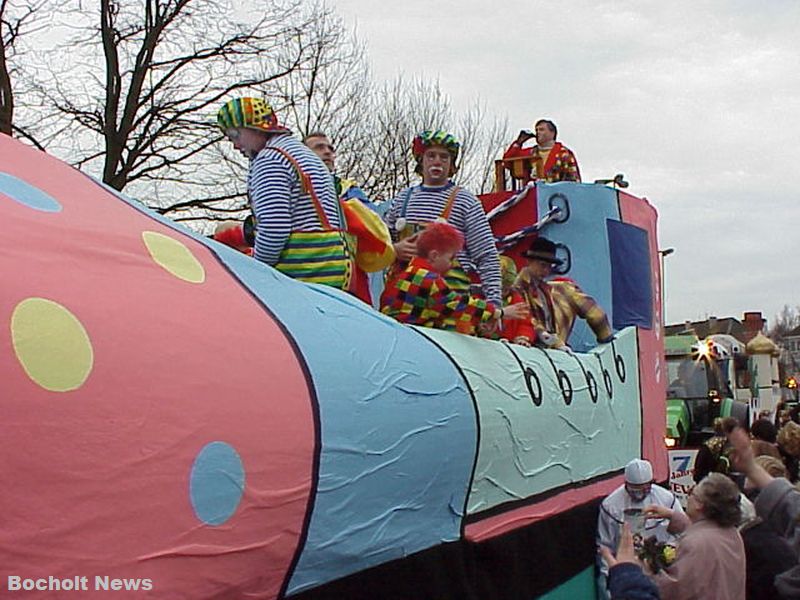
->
[1,134,664,599]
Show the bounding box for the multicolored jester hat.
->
[1,134,665,599]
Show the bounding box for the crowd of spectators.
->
[600,417,800,600]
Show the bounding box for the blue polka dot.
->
[0,172,62,212]
[189,442,246,526]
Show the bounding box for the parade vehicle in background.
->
[664,329,782,449]
[664,333,750,448]
[2,136,664,599]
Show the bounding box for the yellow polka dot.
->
[11,298,94,392]
[142,231,205,284]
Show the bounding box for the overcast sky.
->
[332,0,799,327]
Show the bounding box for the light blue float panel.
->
[255,279,478,593]
[100,181,479,594]
[536,182,620,352]
[419,326,641,515]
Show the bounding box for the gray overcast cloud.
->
[332,0,800,326]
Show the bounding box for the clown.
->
[215,97,353,291]
[381,222,527,334]
[381,130,502,310]
[503,119,581,183]
[516,236,613,349]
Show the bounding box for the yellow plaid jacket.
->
[515,269,612,346]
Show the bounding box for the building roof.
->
[665,317,746,341]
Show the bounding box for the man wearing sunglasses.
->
[597,459,686,598]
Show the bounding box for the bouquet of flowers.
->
[636,536,677,574]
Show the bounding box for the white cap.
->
[624,459,653,484]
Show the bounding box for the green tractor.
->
[665,334,750,448]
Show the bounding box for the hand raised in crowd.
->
[599,523,640,569]
[727,424,774,490]
[393,234,419,262]
[501,302,530,321]
[644,503,689,534]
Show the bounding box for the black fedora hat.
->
[521,237,563,266]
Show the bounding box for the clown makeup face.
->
[421,146,453,186]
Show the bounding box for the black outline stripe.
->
[465,468,624,524]
[409,327,482,540]
[502,343,542,406]
[567,346,597,400]
[79,173,322,600]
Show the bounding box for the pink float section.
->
[0,136,315,598]
[618,191,668,481]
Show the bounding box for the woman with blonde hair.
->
[777,421,800,482]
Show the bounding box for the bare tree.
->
[31,0,331,219]
[457,99,510,195]
[267,5,370,141]
[10,1,509,230]
[0,0,49,146]
[346,76,509,201]
[770,304,800,342]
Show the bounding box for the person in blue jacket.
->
[600,523,660,600]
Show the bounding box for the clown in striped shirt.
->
[382,130,502,307]
[216,97,352,291]
[247,134,341,265]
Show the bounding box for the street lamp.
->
[659,248,675,327]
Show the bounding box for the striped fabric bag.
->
[275,230,353,289]
[265,147,354,291]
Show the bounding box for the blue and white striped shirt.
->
[247,134,341,265]
[384,182,502,304]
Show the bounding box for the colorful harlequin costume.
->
[382,130,502,306]
[503,141,581,183]
[381,257,501,334]
[516,269,612,347]
[516,237,611,347]
[216,98,354,291]
[497,257,534,344]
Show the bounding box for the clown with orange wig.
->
[381,222,527,334]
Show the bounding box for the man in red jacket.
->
[503,119,581,183]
